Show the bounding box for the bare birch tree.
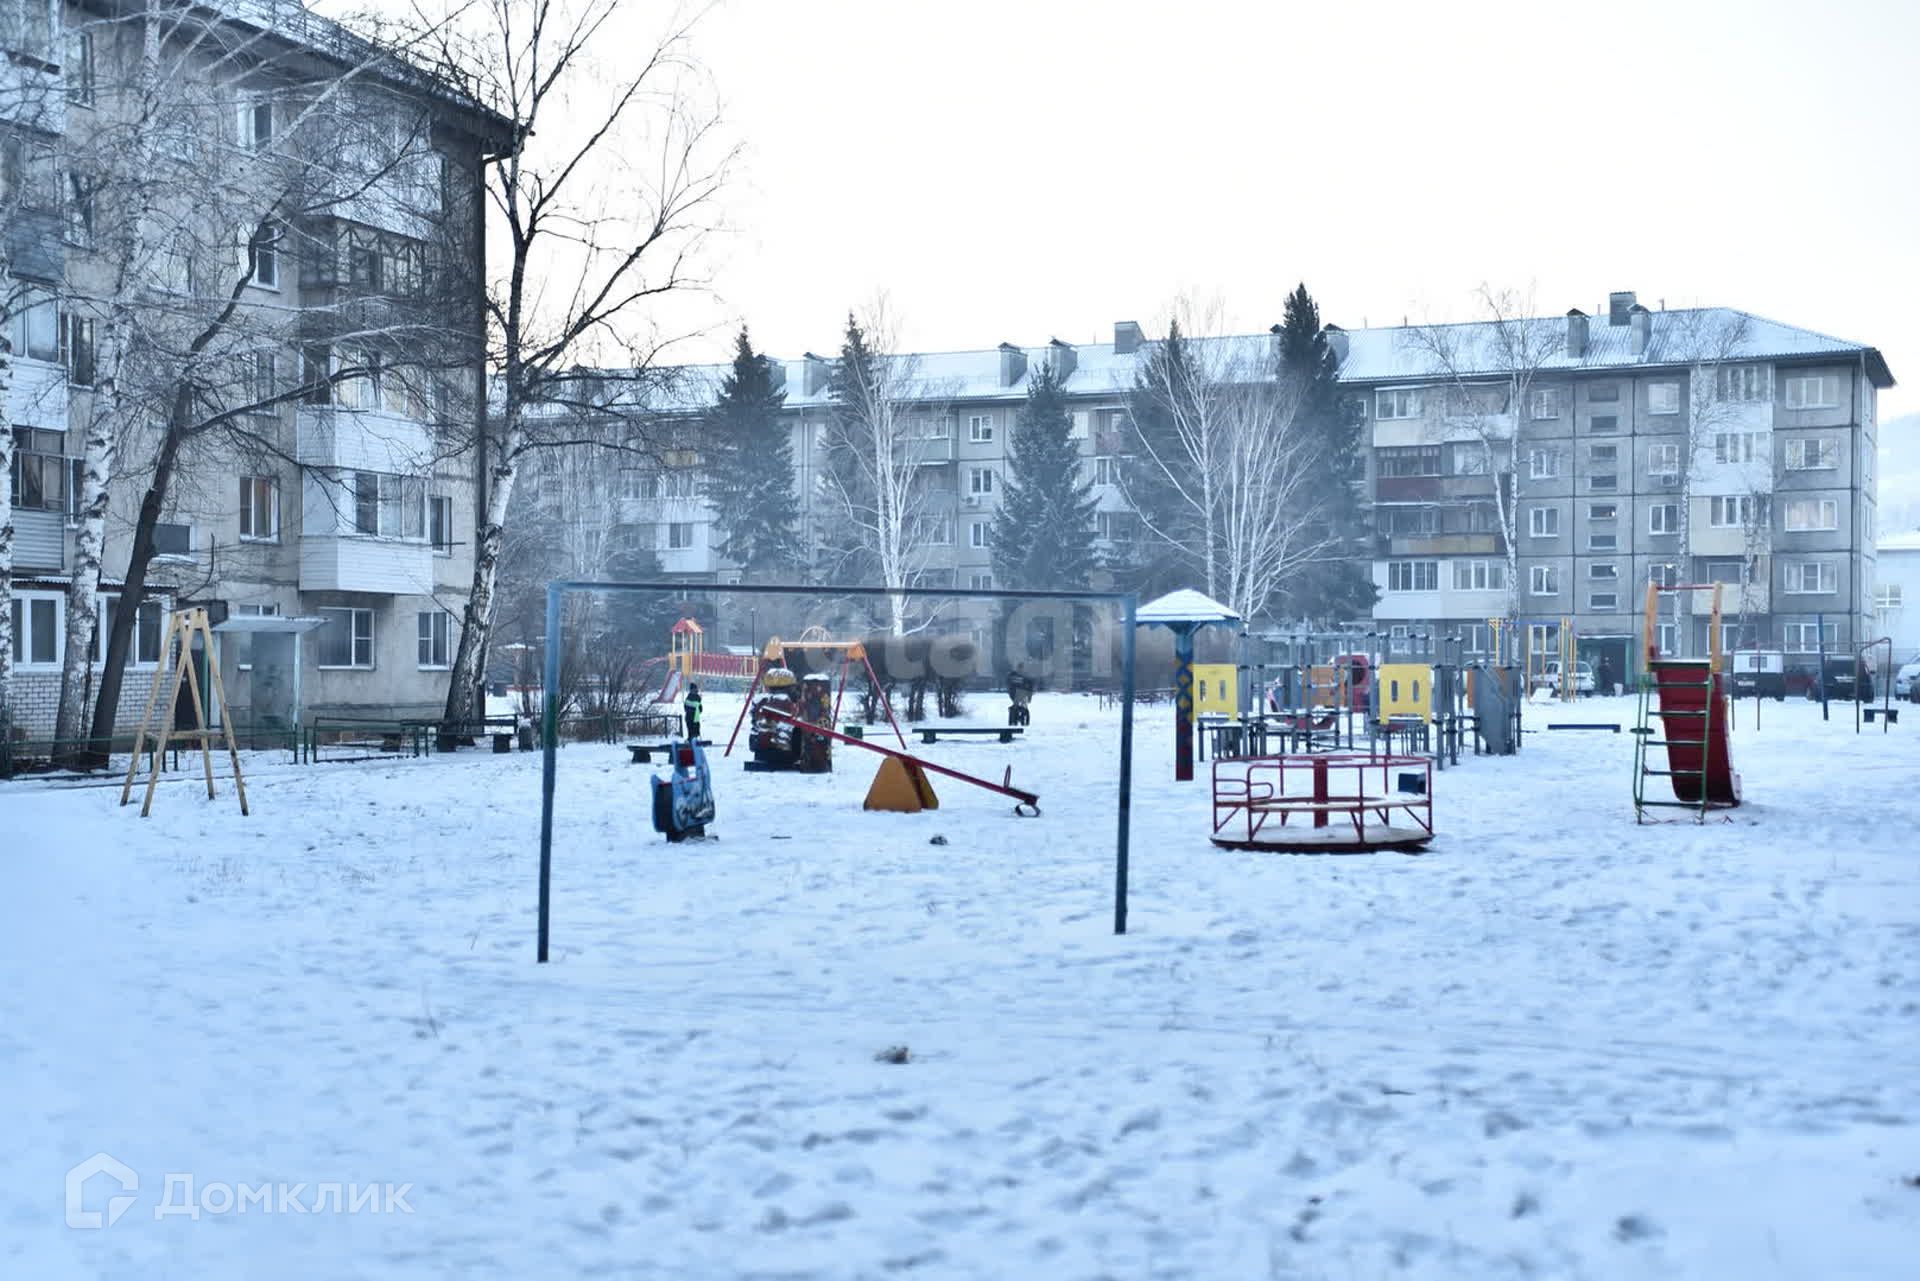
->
[1408,285,1564,622]
[1217,371,1334,623]
[409,0,733,727]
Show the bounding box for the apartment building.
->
[4,0,505,739]
[529,295,1892,677]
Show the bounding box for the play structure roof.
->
[1137,590,1241,627]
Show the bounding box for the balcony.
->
[298,535,435,594]
[6,356,69,431]
[11,509,67,571]
[1377,533,1502,557]
[893,436,953,466]
[296,406,433,474]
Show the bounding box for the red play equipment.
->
[1633,581,1740,820]
[756,708,1040,815]
[724,634,908,756]
[1210,753,1433,852]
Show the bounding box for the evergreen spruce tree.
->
[703,327,799,581]
[1276,283,1375,622]
[991,362,1098,591]
[817,311,885,586]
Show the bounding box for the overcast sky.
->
[676,0,1915,421]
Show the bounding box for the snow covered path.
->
[3,693,1917,1278]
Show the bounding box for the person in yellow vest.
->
[684,683,703,740]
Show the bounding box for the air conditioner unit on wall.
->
[1657,473,1679,487]
[963,494,981,507]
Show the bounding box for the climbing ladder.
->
[1632,582,1739,823]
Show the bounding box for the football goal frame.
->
[535,580,1140,962]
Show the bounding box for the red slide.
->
[1650,660,1741,807]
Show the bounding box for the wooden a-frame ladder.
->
[119,607,250,817]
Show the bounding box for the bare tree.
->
[1408,285,1564,622]
[410,0,733,727]
[1217,371,1334,624]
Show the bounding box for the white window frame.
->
[1718,365,1770,403]
[1713,431,1765,465]
[969,519,990,550]
[1588,532,1617,552]
[238,474,279,542]
[349,471,426,540]
[250,219,282,290]
[1783,437,1838,471]
[1648,503,1679,535]
[1528,448,1559,479]
[1782,561,1837,595]
[1588,562,1619,580]
[10,590,65,669]
[1783,620,1838,654]
[316,607,375,670]
[429,494,454,555]
[1529,565,1559,596]
[1648,382,1680,415]
[1588,593,1618,611]
[667,521,694,550]
[967,413,994,444]
[1588,502,1618,522]
[1375,387,1422,420]
[1874,584,1901,610]
[969,573,992,591]
[1451,560,1505,592]
[1783,374,1841,410]
[1093,456,1116,487]
[1386,560,1438,593]
[1783,498,1838,532]
[1530,387,1561,420]
[1709,495,1764,529]
[417,610,452,669]
[1647,442,1680,476]
[1529,506,1560,538]
[968,466,994,495]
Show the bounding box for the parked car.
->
[1729,649,1787,700]
[1541,660,1596,695]
[1810,655,1875,702]
[1894,660,1920,702]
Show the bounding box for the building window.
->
[9,592,62,667]
[1589,533,1617,551]
[1782,498,1838,532]
[969,519,991,549]
[1874,584,1901,610]
[1648,503,1679,535]
[417,611,452,668]
[9,427,68,513]
[1717,365,1770,402]
[249,351,276,405]
[1588,414,1618,436]
[67,29,95,103]
[1783,374,1841,410]
[968,466,994,495]
[1784,620,1838,653]
[152,522,192,555]
[350,472,425,539]
[1095,511,1134,544]
[1589,562,1618,580]
[969,573,992,591]
[1375,388,1422,420]
[316,607,374,669]
[1529,506,1560,538]
[3,283,61,363]
[238,475,279,541]
[1589,593,1617,611]
[91,594,165,667]
[1783,561,1837,594]
[1093,456,1116,486]
[1589,444,1617,465]
[1649,562,1680,589]
[430,495,453,554]
[667,522,693,550]
[63,171,94,246]
[1378,445,1441,477]
[1386,560,1438,592]
[1589,381,1620,403]
[1529,565,1559,596]
[1589,502,1617,522]
[1447,443,1488,475]
[967,413,994,443]
[1709,495,1766,528]
[1647,442,1680,477]
[1713,431,1765,465]
[239,96,274,149]
[250,219,281,288]
[1783,438,1839,470]
[1530,387,1561,419]
[1381,505,1439,536]
[1451,560,1505,591]
[1589,474,1617,493]
[1528,448,1559,479]
[335,348,382,410]
[1648,382,1680,415]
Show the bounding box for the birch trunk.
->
[0,284,14,748]
[52,411,116,750]
[442,411,523,725]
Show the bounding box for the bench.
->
[630,739,711,764]
[1547,722,1621,732]
[1863,706,1900,725]
[916,726,1024,745]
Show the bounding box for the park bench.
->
[916,725,1024,745]
[629,739,712,764]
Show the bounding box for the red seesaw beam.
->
[758,709,1040,813]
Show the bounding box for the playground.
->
[5,680,1917,1279]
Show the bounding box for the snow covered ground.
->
[3,691,1917,1279]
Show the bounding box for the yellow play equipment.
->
[864,756,940,813]
[1375,662,1433,724]
[1193,663,1237,718]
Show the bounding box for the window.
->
[1713,432,1765,465]
[1588,562,1618,580]
[1875,584,1902,610]
[349,241,383,290]
[1589,473,1617,493]
[1783,498,1838,532]
[1589,444,1618,465]
[3,284,60,363]
[969,573,993,591]
[64,171,94,246]
[350,472,425,539]
[92,594,165,667]
[1093,456,1117,486]
[1649,562,1680,589]
[238,475,278,541]
[9,427,69,512]
[667,522,693,550]
[1784,620,1838,653]
[1530,387,1561,419]
[1783,438,1839,470]
[1589,593,1617,611]
[353,472,380,534]
[969,519,990,549]
[1648,503,1679,535]
[9,593,61,667]
[67,30,94,103]
[967,413,994,443]
[1589,502,1618,522]
[1648,382,1680,415]
[1378,445,1441,477]
[417,611,452,668]
[317,608,374,669]
[1709,495,1765,528]
[1589,382,1620,404]
[1783,561,1837,594]
[1529,506,1560,538]
[1375,388,1422,420]
[1381,506,1439,536]
[1530,565,1559,596]
[1783,374,1841,410]
[249,352,276,405]
[1528,448,1559,479]
[1589,415,1618,436]
[1647,442,1680,477]
[1095,511,1135,543]
[430,495,454,554]
[152,522,192,555]
[251,220,281,289]
[1452,560,1505,591]
[911,513,952,545]
[336,348,381,410]
[241,97,274,150]
[1386,561,1438,592]
[1717,365,1770,402]
[968,467,994,495]
[1447,443,1488,475]
[1655,622,1677,654]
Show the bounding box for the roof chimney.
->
[1114,320,1144,355]
[765,358,788,393]
[1628,304,1652,357]
[1322,322,1349,365]
[802,351,831,396]
[998,342,1027,387]
[1608,291,1637,327]
[1565,309,1588,359]
[1047,337,1077,381]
